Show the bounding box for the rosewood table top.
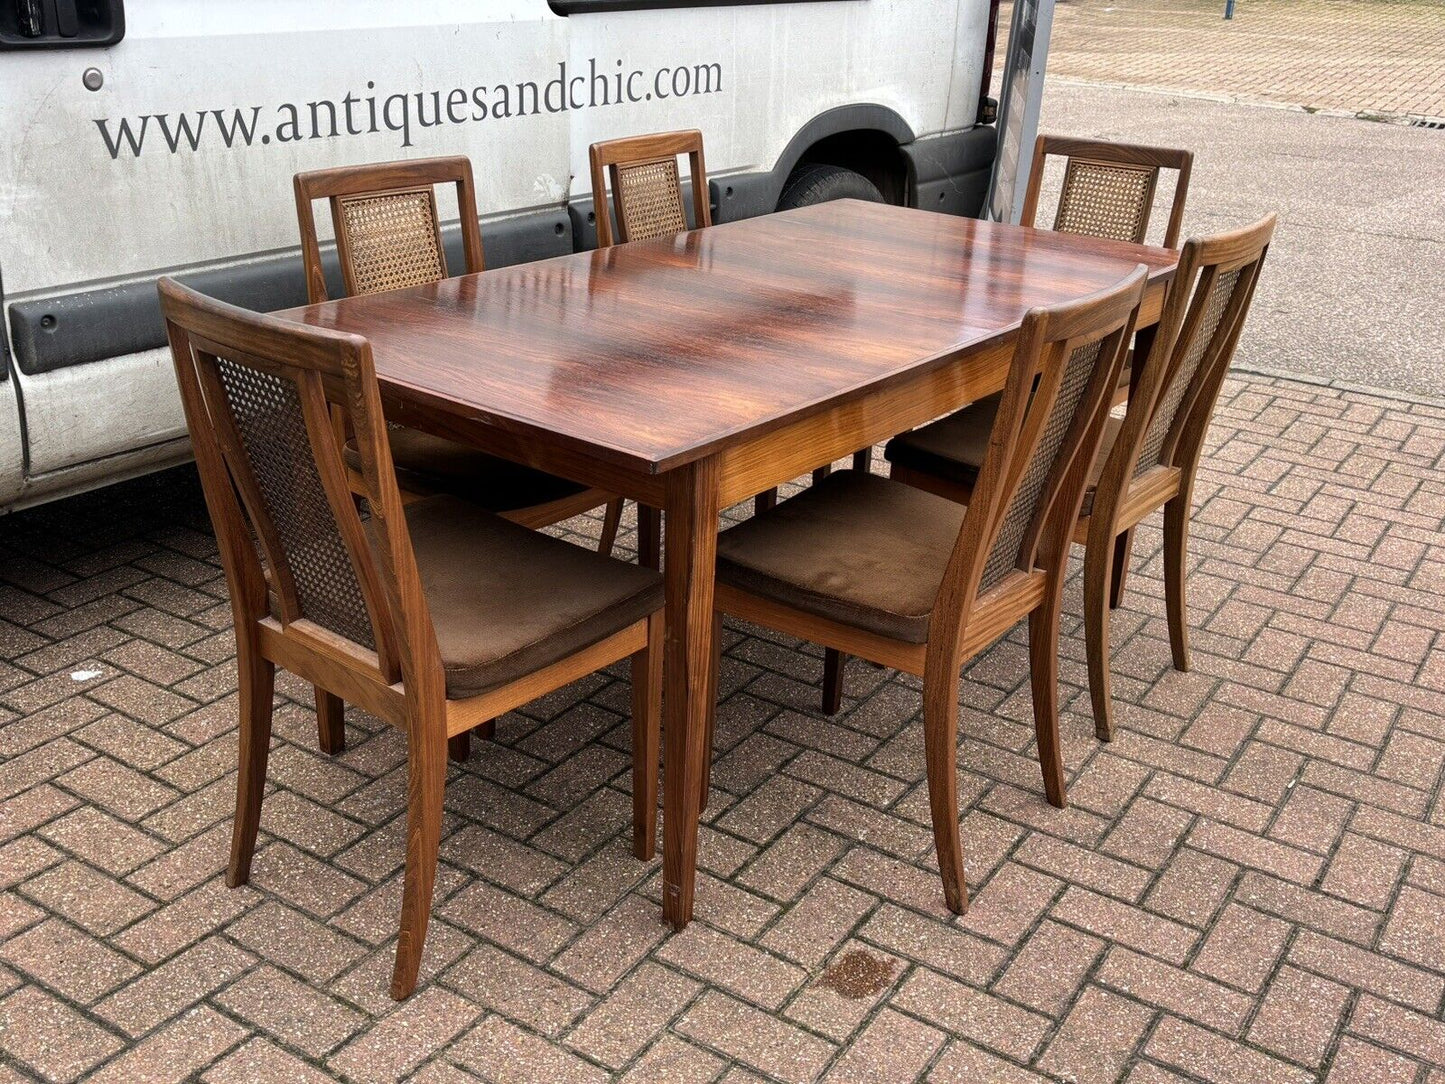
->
[280,199,1177,476]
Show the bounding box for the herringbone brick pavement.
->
[1004,0,1445,121]
[1,371,1443,1082]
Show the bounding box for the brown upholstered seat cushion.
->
[885,396,1121,516]
[716,470,967,643]
[884,395,1002,490]
[346,427,588,512]
[382,496,663,698]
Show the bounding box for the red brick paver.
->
[2,369,1445,1081]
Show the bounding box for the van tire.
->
[776,164,885,211]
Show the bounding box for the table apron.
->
[716,339,1013,507]
[1141,279,1165,327]
[716,277,1165,507]
[380,395,668,506]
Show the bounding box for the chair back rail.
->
[589,129,711,248]
[1021,135,1194,249]
[159,277,442,698]
[293,156,485,303]
[929,264,1148,660]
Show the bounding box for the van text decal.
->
[94,59,724,159]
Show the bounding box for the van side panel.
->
[0,5,570,297]
[563,2,988,197]
[17,351,183,474]
[0,0,991,505]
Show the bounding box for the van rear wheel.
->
[776,163,884,211]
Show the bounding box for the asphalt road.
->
[1035,80,1445,399]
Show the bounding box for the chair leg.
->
[699,612,722,812]
[754,489,778,515]
[638,504,662,570]
[228,643,275,888]
[1028,603,1067,809]
[921,667,968,914]
[473,719,496,741]
[315,688,345,754]
[1163,497,1192,672]
[812,465,833,484]
[598,497,624,556]
[631,610,664,860]
[1109,527,1135,610]
[1083,531,1117,743]
[852,447,872,474]
[822,649,845,715]
[448,732,471,762]
[391,707,447,1001]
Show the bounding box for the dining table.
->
[281,198,1179,930]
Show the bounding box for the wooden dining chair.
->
[587,130,712,566]
[294,156,626,555]
[885,215,1275,743]
[1022,135,1193,249]
[588,129,711,248]
[159,277,665,1000]
[1024,135,1194,405]
[710,266,1146,913]
[1079,214,1275,740]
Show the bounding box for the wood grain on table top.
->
[280,199,1178,473]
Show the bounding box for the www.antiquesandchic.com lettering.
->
[93,59,725,159]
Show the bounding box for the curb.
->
[1232,364,1445,411]
[1048,76,1442,129]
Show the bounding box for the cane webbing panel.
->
[213,357,376,649]
[336,189,446,295]
[616,158,688,242]
[980,340,1104,591]
[1136,267,1242,473]
[1054,159,1156,245]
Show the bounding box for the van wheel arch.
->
[770,104,914,209]
[707,104,916,224]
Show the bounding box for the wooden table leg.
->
[1129,324,1157,403]
[638,504,662,570]
[661,456,720,929]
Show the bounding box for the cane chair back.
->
[941,266,1147,625]
[159,277,425,688]
[1021,136,1193,249]
[1109,214,1276,489]
[977,339,1104,592]
[590,130,711,247]
[211,356,380,649]
[294,156,485,303]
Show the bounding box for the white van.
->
[0,0,1001,513]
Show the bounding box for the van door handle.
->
[1,0,122,48]
[54,0,80,37]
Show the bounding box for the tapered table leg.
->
[661,456,720,929]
